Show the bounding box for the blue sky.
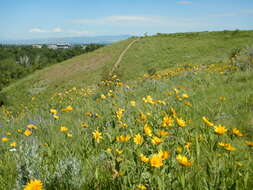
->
[0,0,253,40]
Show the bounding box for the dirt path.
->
[109,38,140,76]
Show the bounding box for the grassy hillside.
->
[0,38,135,107]
[117,30,253,80]
[2,30,253,109]
[0,30,253,190]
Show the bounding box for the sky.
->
[0,0,253,40]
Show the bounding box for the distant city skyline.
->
[1,0,253,40]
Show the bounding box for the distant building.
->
[47,44,70,49]
[47,44,58,49]
[57,44,70,49]
[32,44,42,48]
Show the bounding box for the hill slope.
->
[0,38,136,106]
[0,30,253,190]
[2,30,253,108]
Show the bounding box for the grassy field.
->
[0,30,253,190]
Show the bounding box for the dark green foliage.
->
[147,68,157,76]
[0,44,104,90]
[0,90,7,106]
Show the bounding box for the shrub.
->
[148,68,157,76]
[0,90,7,106]
[233,46,253,71]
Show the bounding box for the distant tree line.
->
[0,44,104,90]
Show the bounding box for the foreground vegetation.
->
[0,30,253,189]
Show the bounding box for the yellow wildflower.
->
[176,154,192,166]
[143,124,152,136]
[151,136,162,145]
[116,149,123,155]
[176,146,183,153]
[158,150,170,160]
[116,108,125,120]
[27,124,38,129]
[162,115,174,127]
[6,132,11,136]
[176,117,187,127]
[92,130,102,143]
[185,142,191,152]
[53,115,60,120]
[170,107,177,118]
[17,129,23,133]
[146,112,152,116]
[142,95,155,104]
[24,129,32,136]
[184,101,192,107]
[67,133,73,137]
[235,162,243,167]
[139,112,147,122]
[50,109,57,114]
[224,144,236,151]
[157,100,166,105]
[116,135,131,142]
[245,141,253,147]
[139,154,149,163]
[150,154,163,168]
[118,121,128,128]
[218,142,228,147]
[182,93,189,99]
[232,128,243,137]
[1,137,9,142]
[100,94,106,99]
[133,134,143,145]
[10,142,17,147]
[214,125,227,135]
[23,179,43,190]
[85,112,92,117]
[219,96,226,101]
[112,169,124,178]
[130,101,136,106]
[173,88,179,94]
[61,105,73,112]
[202,117,214,127]
[81,122,88,128]
[137,184,147,190]
[60,126,68,132]
[157,130,169,137]
[218,142,236,151]
[176,96,183,101]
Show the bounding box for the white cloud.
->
[52,28,63,33]
[177,1,192,5]
[29,27,91,36]
[29,28,48,33]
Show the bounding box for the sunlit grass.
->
[0,31,253,189]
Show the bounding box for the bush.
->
[0,91,7,106]
[148,68,157,76]
[233,46,253,71]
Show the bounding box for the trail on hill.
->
[109,38,140,76]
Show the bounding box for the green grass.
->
[0,30,253,190]
[0,38,135,107]
[116,31,253,80]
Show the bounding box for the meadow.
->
[0,30,253,190]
